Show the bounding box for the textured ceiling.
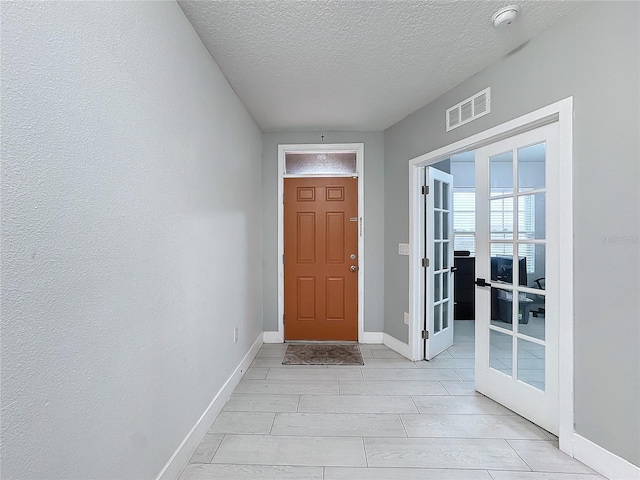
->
[178,1,584,132]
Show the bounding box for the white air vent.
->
[446,88,491,131]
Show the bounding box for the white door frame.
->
[408,98,574,455]
[276,143,365,343]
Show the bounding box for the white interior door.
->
[424,167,455,360]
[474,123,559,434]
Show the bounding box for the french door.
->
[475,123,560,434]
[424,167,455,360]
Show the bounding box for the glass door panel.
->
[490,151,514,195]
[490,287,515,331]
[490,197,514,240]
[517,142,546,191]
[518,193,545,240]
[490,243,514,286]
[490,329,513,376]
[517,338,546,391]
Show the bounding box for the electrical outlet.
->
[233,328,238,344]
[404,312,409,325]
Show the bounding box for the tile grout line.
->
[268,412,278,435]
[207,433,225,464]
[397,413,410,438]
[409,394,420,414]
[452,368,466,381]
[361,436,369,468]
[439,380,451,395]
[504,438,534,472]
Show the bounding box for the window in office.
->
[452,187,536,273]
[453,189,476,255]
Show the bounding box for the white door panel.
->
[424,167,455,360]
[475,123,559,435]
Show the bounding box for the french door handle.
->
[475,277,492,287]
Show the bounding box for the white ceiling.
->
[178,1,584,133]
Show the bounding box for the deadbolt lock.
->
[350,253,356,260]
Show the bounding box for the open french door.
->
[474,123,560,434]
[424,167,455,360]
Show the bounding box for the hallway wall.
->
[383,1,639,467]
[0,2,262,479]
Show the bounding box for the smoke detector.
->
[492,5,519,28]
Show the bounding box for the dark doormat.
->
[282,344,364,365]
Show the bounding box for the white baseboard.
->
[383,333,412,359]
[155,333,263,480]
[360,332,383,344]
[573,433,640,480]
[263,331,282,343]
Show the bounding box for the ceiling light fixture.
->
[492,5,519,28]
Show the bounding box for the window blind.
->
[452,188,535,274]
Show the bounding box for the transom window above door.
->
[284,152,357,175]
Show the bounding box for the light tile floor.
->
[179,321,605,480]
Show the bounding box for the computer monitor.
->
[490,255,527,286]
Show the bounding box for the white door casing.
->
[274,144,366,344]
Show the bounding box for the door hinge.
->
[421,185,429,195]
[283,314,285,324]
[421,258,429,268]
[283,254,285,264]
[422,330,429,340]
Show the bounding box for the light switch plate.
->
[398,243,410,256]
[404,312,410,325]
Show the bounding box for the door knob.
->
[350,265,357,272]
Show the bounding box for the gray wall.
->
[383,1,639,466]
[1,2,263,479]
[262,132,385,333]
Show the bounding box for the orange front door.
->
[284,177,358,341]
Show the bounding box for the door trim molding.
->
[407,97,574,455]
[276,143,365,343]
